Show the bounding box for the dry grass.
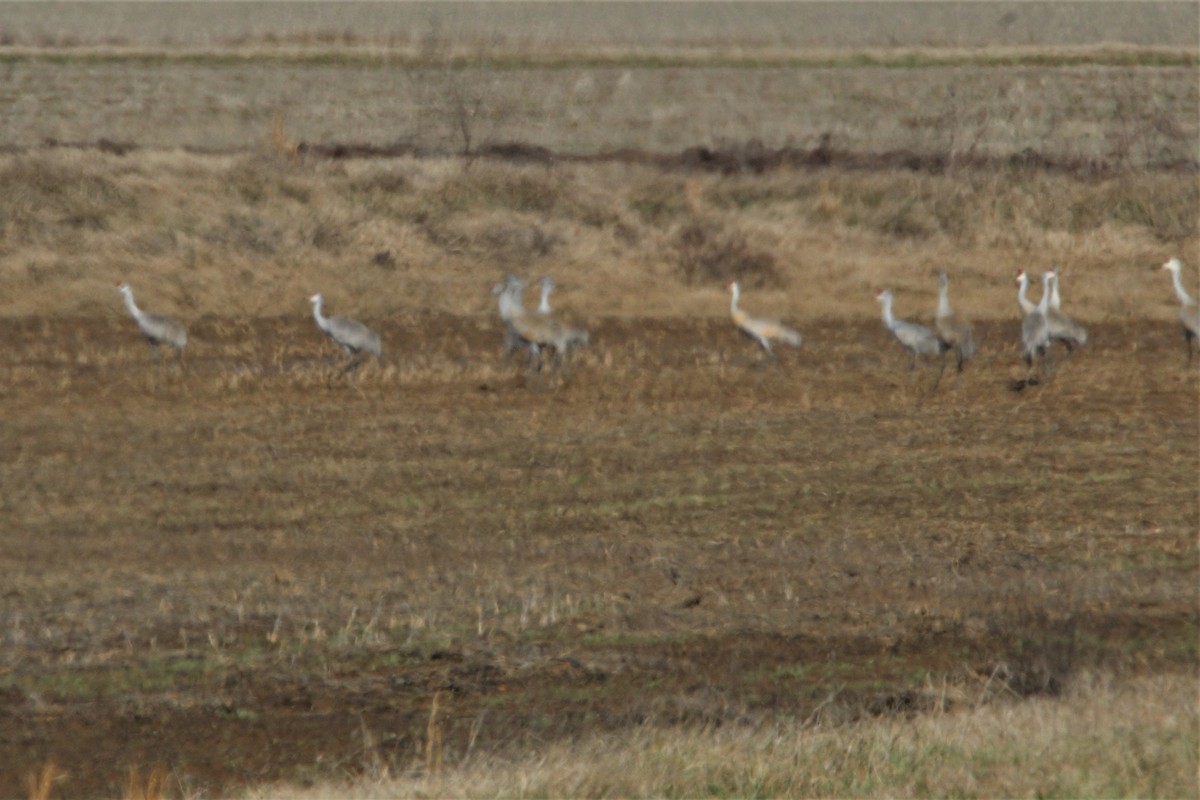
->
[244,671,1197,799]
[0,149,1196,324]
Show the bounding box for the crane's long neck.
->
[729,286,741,317]
[936,281,951,317]
[311,298,329,331]
[1017,274,1034,314]
[1049,273,1062,310]
[538,284,552,314]
[499,285,524,321]
[880,295,895,328]
[1169,268,1195,307]
[121,290,143,322]
[1038,274,1051,313]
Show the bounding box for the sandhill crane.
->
[117,282,187,357]
[1044,269,1088,352]
[934,271,976,372]
[1017,270,1053,380]
[493,276,587,372]
[537,276,555,315]
[308,293,381,374]
[728,281,801,364]
[876,288,947,381]
[1161,256,1200,364]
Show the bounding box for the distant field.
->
[0,2,1195,160]
[2,1,1196,50]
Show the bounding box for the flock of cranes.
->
[114,257,1198,379]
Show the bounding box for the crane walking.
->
[728,281,801,365]
[1161,257,1200,364]
[308,293,381,376]
[117,282,187,359]
[876,288,948,383]
[934,271,976,372]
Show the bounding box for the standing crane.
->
[308,293,381,375]
[117,282,187,359]
[727,281,802,365]
[1017,270,1052,380]
[1161,256,1200,364]
[876,288,947,381]
[934,271,976,372]
[1044,267,1087,352]
[493,276,587,373]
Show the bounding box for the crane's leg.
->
[761,342,777,370]
[931,355,946,390]
[326,354,365,387]
[1023,348,1037,385]
[527,343,544,374]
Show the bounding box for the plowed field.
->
[2,315,1195,797]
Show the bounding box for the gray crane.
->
[117,282,187,357]
[1017,270,1052,380]
[1044,267,1087,352]
[728,281,802,364]
[308,293,381,374]
[934,271,976,372]
[876,288,948,381]
[1161,256,1200,364]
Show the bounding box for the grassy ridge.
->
[1,150,1196,321]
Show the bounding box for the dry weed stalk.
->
[269,113,300,164]
[123,766,166,800]
[25,761,61,800]
[424,690,444,780]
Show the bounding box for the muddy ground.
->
[1,314,1196,797]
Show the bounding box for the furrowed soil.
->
[1,312,1196,797]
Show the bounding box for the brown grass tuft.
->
[674,218,781,289]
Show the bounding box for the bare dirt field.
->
[1,312,1197,797]
[1,3,1198,797]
